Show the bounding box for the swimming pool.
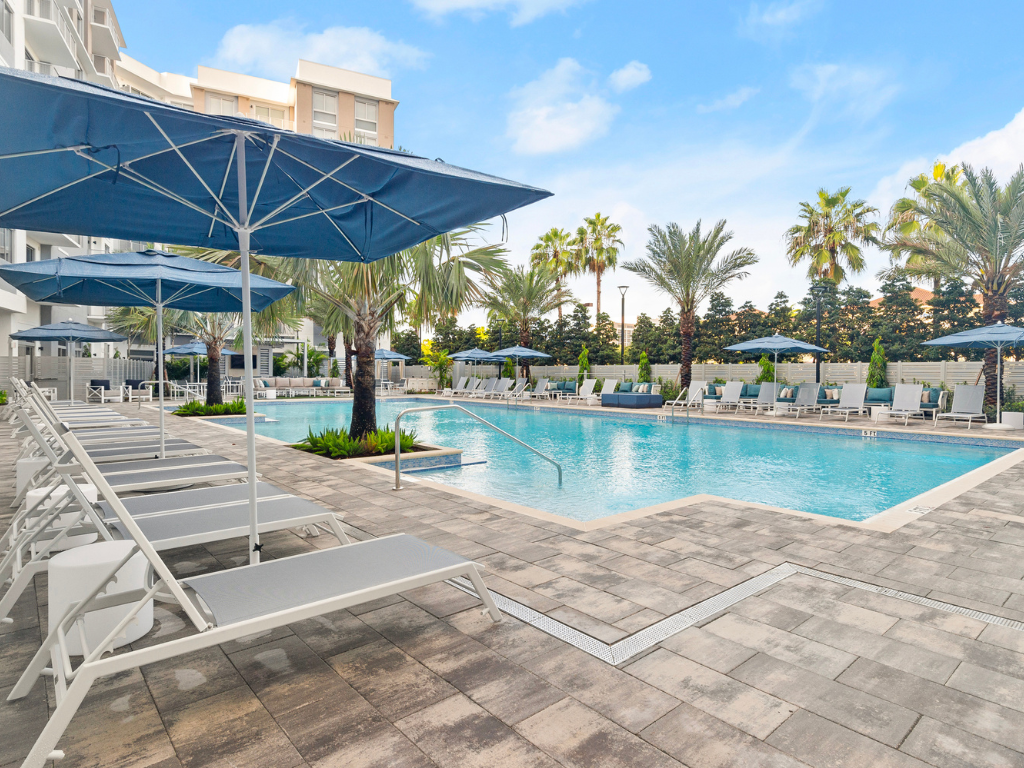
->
[234,398,1013,522]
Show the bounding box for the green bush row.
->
[293,425,417,459]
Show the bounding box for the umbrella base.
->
[983,422,1017,431]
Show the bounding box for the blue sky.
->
[115,0,1024,326]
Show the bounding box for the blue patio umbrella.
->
[449,348,492,361]
[0,250,295,457]
[724,334,829,387]
[163,341,208,356]
[922,322,1024,429]
[10,320,126,401]
[374,349,410,361]
[0,68,552,562]
[163,341,208,387]
[491,345,551,377]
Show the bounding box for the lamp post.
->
[497,320,505,349]
[618,285,628,365]
[810,284,828,383]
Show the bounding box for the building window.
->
[206,92,238,116]
[252,104,286,129]
[0,228,11,262]
[1,1,12,45]
[25,245,36,262]
[355,98,378,146]
[312,89,337,139]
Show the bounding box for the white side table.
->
[26,484,99,550]
[1002,412,1024,430]
[49,541,154,656]
[871,406,889,423]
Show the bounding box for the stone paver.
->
[3,399,1024,767]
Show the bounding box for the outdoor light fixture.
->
[618,285,629,365]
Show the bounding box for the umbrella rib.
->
[208,139,237,239]
[0,165,113,219]
[247,134,280,223]
[146,113,240,229]
[255,200,363,229]
[0,144,91,160]
[248,155,358,230]
[270,145,426,228]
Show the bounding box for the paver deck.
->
[3,398,1024,767]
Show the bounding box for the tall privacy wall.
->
[407,361,1024,390]
[0,357,153,401]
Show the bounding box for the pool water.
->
[238,398,1011,522]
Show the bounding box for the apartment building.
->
[0,0,133,361]
[117,56,398,148]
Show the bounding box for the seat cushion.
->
[90,379,112,389]
[866,387,893,403]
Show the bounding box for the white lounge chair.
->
[598,379,619,405]
[933,384,987,429]
[483,378,512,399]
[469,378,499,398]
[878,383,925,426]
[524,378,549,400]
[663,380,705,411]
[773,383,817,419]
[818,383,867,422]
[501,378,528,400]
[454,377,481,397]
[736,382,778,415]
[711,381,744,413]
[565,378,597,404]
[9,428,501,768]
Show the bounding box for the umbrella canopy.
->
[163,341,208,356]
[449,348,493,361]
[0,68,552,564]
[491,345,551,360]
[0,249,295,457]
[10,321,126,401]
[922,322,1024,427]
[0,250,294,312]
[724,334,829,388]
[374,349,410,361]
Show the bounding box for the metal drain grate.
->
[449,561,1024,665]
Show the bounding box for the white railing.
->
[24,0,76,54]
[24,60,53,76]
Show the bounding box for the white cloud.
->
[506,58,619,155]
[410,0,590,26]
[790,63,899,120]
[608,61,651,93]
[211,20,428,81]
[697,86,760,114]
[740,0,822,41]
[870,106,1024,213]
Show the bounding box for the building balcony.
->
[26,230,81,247]
[89,53,117,88]
[89,7,121,59]
[24,0,79,68]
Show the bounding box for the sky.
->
[114,0,1024,330]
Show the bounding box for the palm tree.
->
[784,187,880,282]
[530,227,579,320]
[887,164,1024,408]
[478,264,569,378]
[286,229,507,438]
[623,220,758,389]
[106,306,176,396]
[574,213,623,318]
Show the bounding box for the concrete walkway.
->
[3,402,1024,767]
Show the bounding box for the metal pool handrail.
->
[392,404,563,490]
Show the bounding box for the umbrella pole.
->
[68,339,72,404]
[156,282,165,459]
[235,132,261,565]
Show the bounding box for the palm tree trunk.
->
[595,266,602,318]
[981,292,1008,412]
[520,327,532,380]
[679,309,695,390]
[206,346,223,405]
[350,319,378,439]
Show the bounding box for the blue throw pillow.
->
[620,382,633,393]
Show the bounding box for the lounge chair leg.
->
[21,668,97,768]
[465,567,502,623]
[325,515,352,545]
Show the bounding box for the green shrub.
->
[658,377,681,403]
[0,389,6,405]
[577,344,590,387]
[502,357,516,379]
[754,353,775,384]
[173,398,246,417]
[638,352,652,383]
[867,338,888,388]
[293,424,417,459]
